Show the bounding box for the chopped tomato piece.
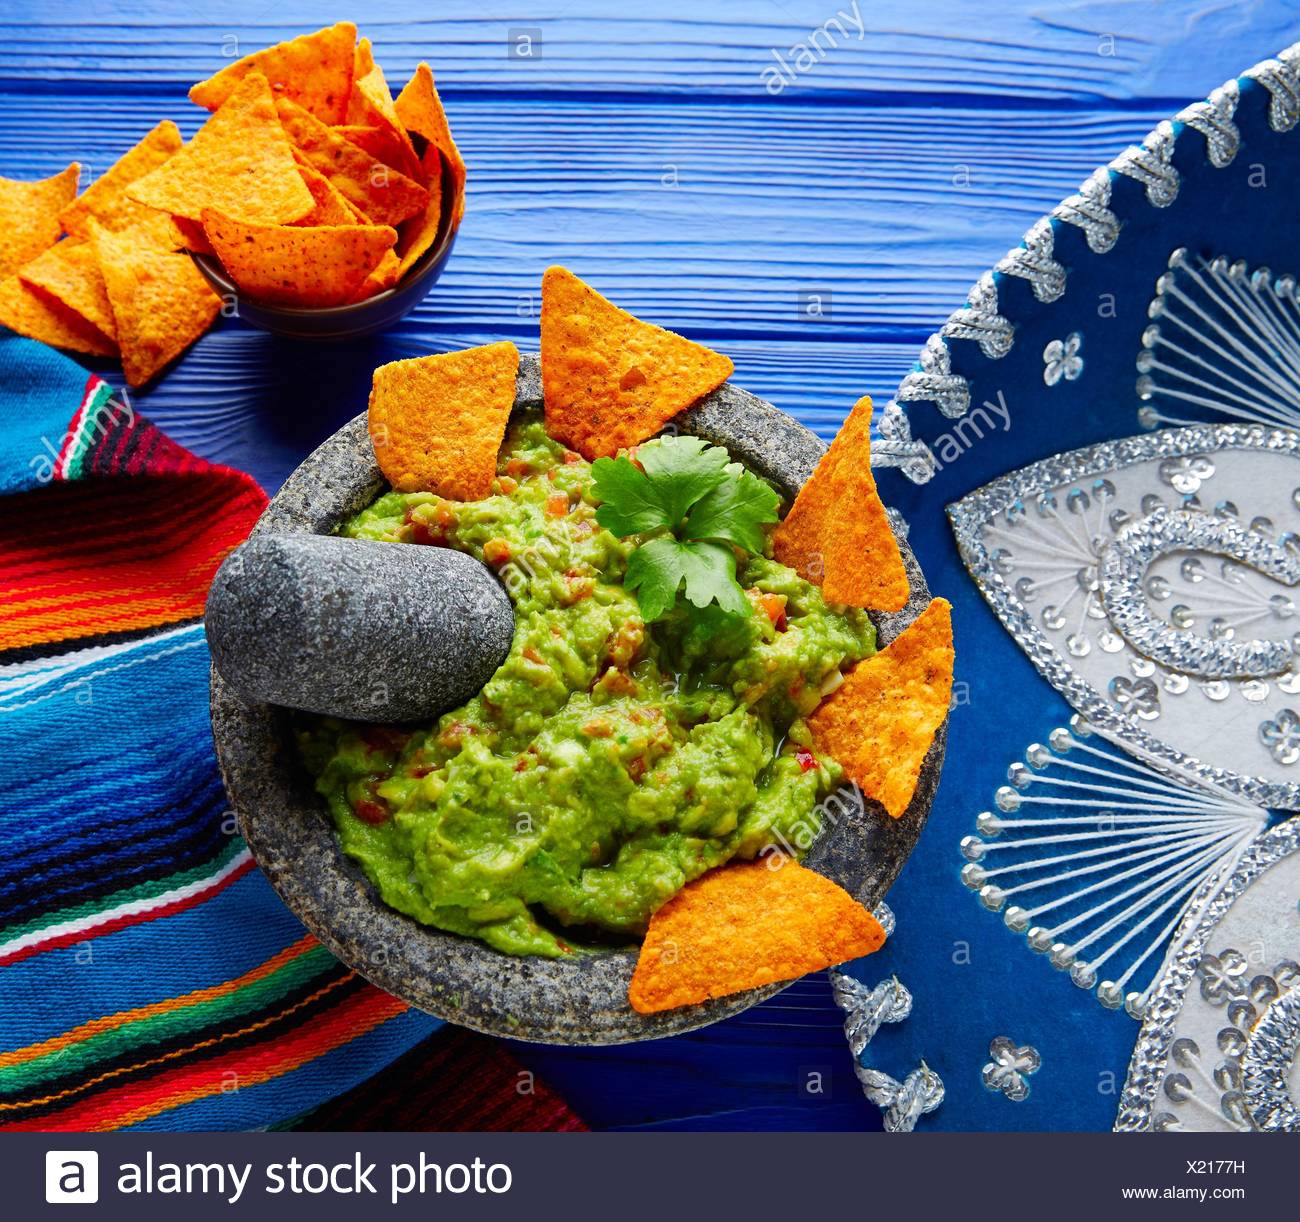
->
[796,749,817,773]
[483,538,512,566]
[354,798,389,825]
[545,492,570,517]
[757,592,788,631]
[522,645,545,665]
[497,475,518,494]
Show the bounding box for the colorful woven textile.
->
[0,334,550,1131]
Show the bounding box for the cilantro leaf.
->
[678,541,749,616]
[636,435,730,524]
[592,434,779,622]
[683,465,780,553]
[624,535,686,622]
[624,537,749,621]
[591,457,672,536]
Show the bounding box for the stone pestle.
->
[205,534,515,723]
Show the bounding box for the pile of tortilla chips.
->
[171,23,461,308]
[365,266,957,1011]
[0,24,465,385]
[0,135,222,385]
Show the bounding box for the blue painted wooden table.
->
[3,0,1291,1130]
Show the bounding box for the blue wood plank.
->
[0,2,1289,103]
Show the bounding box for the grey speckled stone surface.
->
[206,535,514,723]
[210,352,945,1044]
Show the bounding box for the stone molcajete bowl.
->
[210,353,946,1044]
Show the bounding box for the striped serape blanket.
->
[0,334,579,1131]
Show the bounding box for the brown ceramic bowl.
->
[210,355,946,1044]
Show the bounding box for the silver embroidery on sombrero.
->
[1117,817,1300,1132]
[948,423,1300,808]
[1137,251,1300,434]
[961,719,1267,1017]
[829,904,945,1133]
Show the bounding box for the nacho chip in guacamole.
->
[773,395,910,612]
[808,597,953,819]
[628,859,886,1013]
[368,341,519,500]
[540,266,734,460]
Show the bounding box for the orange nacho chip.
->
[188,21,357,125]
[92,223,221,387]
[19,240,117,341]
[540,266,734,460]
[58,121,182,241]
[628,859,886,1014]
[0,274,116,357]
[201,208,397,307]
[344,40,419,178]
[809,597,954,819]
[293,160,367,225]
[129,72,314,225]
[335,124,420,179]
[351,248,401,302]
[394,173,443,277]
[773,395,910,611]
[171,216,214,255]
[276,97,428,228]
[394,62,465,215]
[0,164,80,279]
[368,342,519,500]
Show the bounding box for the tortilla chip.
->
[276,97,428,228]
[18,240,116,341]
[129,73,314,225]
[368,342,519,499]
[201,207,396,307]
[394,63,465,214]
[394,172,443,276]
[335,124,421,179]
[92,223,221,386]
[808,597,953,819]
[58,121,182,241]
[773,395,910,611]
[628,859,886,1014]
[188,21,357,125]
[172,216,214,255]
[540,266,734,459]
[343,40,420,178]
[0,164,80,278]
[351,248,402,301]
[0,274,116,357]
[293,160,365,225]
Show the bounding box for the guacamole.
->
[299,417,876,957]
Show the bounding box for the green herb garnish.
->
[592,435,780,621]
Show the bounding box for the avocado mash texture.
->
[299,417,876,957]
